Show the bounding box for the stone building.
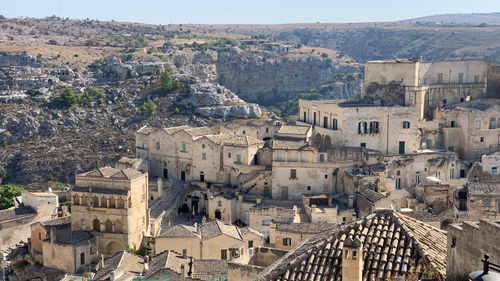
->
[447,219,500,281]
[298,99,419,154]
[71,166,149,255]
[30,216,71,262]
[258,209,447,281]
[42,229,98,274]
[464,182,500,221]
[154,220,263,260]
[363,58,489,121]
[136,125,265,187]
[269,223,335,250]
[228,247,288,281]
[215,119,282,141]
[428,99,500,160]
[0,192,59,250]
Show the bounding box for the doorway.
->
[163,169,168,179]
[200,172,205,182]
[215,209,222,220]
[181,171,186,181]
[399,141,405,154]
[80,253,85,265]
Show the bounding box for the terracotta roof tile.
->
[258,209,447,281]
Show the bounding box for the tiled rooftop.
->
[275,223,337,234]
[272,137,315,151]
[258,209,447,281]
[78,166,144,180]
[143,250,190,278]
[40,216,72,230]
[200,220,242,241]
[53,230,95,246]
[192,259,228,281]
[0,206,37,224]
[358,187,386,203]
[94,251,144,280]
[278,125,311,135]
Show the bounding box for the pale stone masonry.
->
[447,219,500,281]
[71,166,149,255]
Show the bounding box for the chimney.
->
[182,249,187,258]
[49,227,56,244]
[342,237,363,281]
[99,253,105,268]
[157,177,163,198]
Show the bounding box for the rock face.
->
[172,47,361,105]
[177,82,261,119]
[0,53,40,68]
[100,56,166,80]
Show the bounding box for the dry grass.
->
[0,40,123,68]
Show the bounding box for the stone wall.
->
[447,219,500,281]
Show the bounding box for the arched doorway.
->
[324,135,332,148]
[313,134,322,147]
[215,209,222,220]
[92,219,100,232]
[106,241,123,255]
[105,220,113,232]
[200,172,205,182]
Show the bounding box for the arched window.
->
[73,195,79,205]
[403,121,410,129]
[332,119,338,130]
[105,220,113,233]
[117,198,125,209]
[92,196,99,208]
[109,197,116,208]
[114,220,123,233]
[93,219,100,232]
[369,121,379,134]
[100,196,107,208]
[81,195,88,206]
[323,116,328,128]
[358,122,367,134]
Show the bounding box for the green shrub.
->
[51,87,80,108]
[0,184,25,210]
[143,100,157,115]
[160,71,173,92]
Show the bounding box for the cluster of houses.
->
[1,58,499,281]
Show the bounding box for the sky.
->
[0,0,499,24]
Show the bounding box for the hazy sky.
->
[1,0,499,24]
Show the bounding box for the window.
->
[342,217,346,222]
[266,128,269,133]
[323,117,328,128]
[358,122,367,134]
[448,146,454,152]
[283,238,292,246]
[290,169,297,179]
[369,121,379,134]
[221,249,227,260]
[492,167,498,173]
[202,144,205,149]
[442,99,447,104]
[345,250,349,258]
[307,186,311,191]
[202,153,206,160]
[450,121,456,128]
[262,220,271,226]
[352,250,357,260]
[490,118,496,129]
[360,143,366,148]
[38,232,42,240]
[436,171,441,179]
[81,219,85,231]
[242,130,246,135]
[248,240,253,248]
[475,121,481,130]
[228,152,231,158]
[313,112,317,126]
[458,73,464,83]
[156,142,160,150]
[325,174,328,179]
[403,121,410,129]
[397,170,401,176]
[450,169,455,179]
[218,200,222,207]
[474,75,480,83]
[451,237,456,248]
[303,112,307,122]
[437,73,443,84]
[332,119,338,130]
[416,172,420,184]
[381,77,387,85]
[181,143,186,152]
[480,137,484,142]
[319,154,325,162]
[236,154,241,164]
